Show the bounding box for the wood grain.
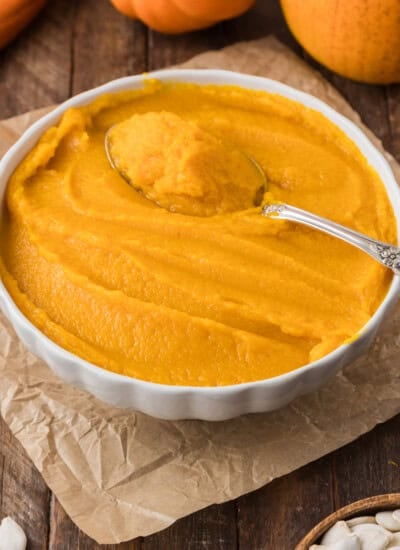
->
[0,0,75,119]
[387,85,400,159]
[147,0,299,71]
[332,415,400,508]
[147,24,222,70]
[142,503,237,550]
[217,0,300,53]
[0,418,50,550]
[237,456,334,549]
[71,0,147,96]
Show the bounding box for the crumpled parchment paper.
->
[0,36,399,544]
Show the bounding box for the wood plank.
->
[387,85,400,160]
[148,0,300,71]
[71,0,147,96]
[0,417,50,550]
[48,496,142,550]
[147,25,223,70]
[216,0,300,53]
[0,0,75,118]
[237,456,334,549]
[332,414,400,507]
[142,503,237,550]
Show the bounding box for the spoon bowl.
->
[104,126,268,210]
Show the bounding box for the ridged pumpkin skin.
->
[110,0,255,34]
[0,0,47,49]
[281,0,400,84]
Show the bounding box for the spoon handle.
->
[262,203,400,275]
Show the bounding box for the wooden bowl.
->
[296,493,400,549]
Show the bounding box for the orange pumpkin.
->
[281,0,400,84]
[110,0,255,34]
[0,0,47,49]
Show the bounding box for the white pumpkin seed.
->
[351,523,391,550]
[388,532,400,547]
[376,512,400,532]
[322,521,352,544]
[0,517,27,550]
[310,534,361,549]
[347,517,377,527]
[392,511,400,523]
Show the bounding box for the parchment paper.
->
[1,36,400,544]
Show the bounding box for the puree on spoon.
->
[0,80,396,386]
[106,111,266,216]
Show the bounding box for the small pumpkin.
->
[280,0,400,84]
[0,0,47,49]
[110,0,255,34]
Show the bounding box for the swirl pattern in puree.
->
[0,81,396,386]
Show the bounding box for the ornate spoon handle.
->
[262,203,400,275]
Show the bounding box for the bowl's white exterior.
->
[0,69,399,421]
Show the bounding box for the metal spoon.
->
[106,127,399,272]
[262,202,400,275]
[105,128,268,207]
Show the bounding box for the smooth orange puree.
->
[0,80,396,386]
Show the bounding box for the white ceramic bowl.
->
[1,69,399,421]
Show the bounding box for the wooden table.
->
[0,1,399,548]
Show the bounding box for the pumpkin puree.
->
[0,81,396,386]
